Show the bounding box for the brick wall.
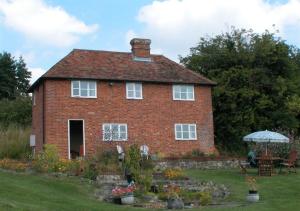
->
[31,83,44,152]
[35,79,215,158]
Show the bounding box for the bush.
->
[33,144,60,172]
[163,168,185,180]
[82,158,98,180]
[0,97,32,127]
[198,192,212,206]
[0,158,29,172]
[0,126,31,159]
[94,149,121,174]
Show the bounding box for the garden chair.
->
[140,145,149,159]
[239,160,250,174]
[116,145,125,162]
[279,149,298,174]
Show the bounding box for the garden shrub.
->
[163,168,185,180]
[198,192,212,206]
[0,126,31,159]
[94,149,121,174]
[33,144,60,172]
[82,158,98,180]
[0,158,29,172]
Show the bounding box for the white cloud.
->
[136,0,300,60]
[29,67,46,84]
[0,0,98,47]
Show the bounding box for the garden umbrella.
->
[243,130,289,154]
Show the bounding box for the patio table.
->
[257,156,282,176]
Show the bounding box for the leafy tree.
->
[0,52,32,126]
[180,28,300,152]
[0,52,31,99]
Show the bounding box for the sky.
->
[1,0,300,84]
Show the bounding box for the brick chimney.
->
[130,38,151,58]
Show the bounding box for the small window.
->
[126,83,143,99]
[71,80,96,98]
[173,85,194,101]
[175,124,197,140]
[102,124,128,141]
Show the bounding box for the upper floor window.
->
[102,124,128,141]
[173,85,194,101]
[175,124,197,140]
[71,80,96,98]
[126,83,142,99]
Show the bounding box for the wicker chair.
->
[279,149,298,174]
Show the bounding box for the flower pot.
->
[167,198,184,209]
[121,195,134,205]
[246,190,259,202]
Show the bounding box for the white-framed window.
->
[173,85,195,101]
[71,80,97,98]
[102,124,128,141]
[126,82,142,99]
[175,124,197,140]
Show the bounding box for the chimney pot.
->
[130,38,151,58]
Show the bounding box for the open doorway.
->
[68,120,85,159]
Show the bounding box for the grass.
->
[0,126,31,159]
[0,168,299,210]
[186,168,300,211]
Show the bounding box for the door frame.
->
[68,119,85,159]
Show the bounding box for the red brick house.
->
[28,38,216,159]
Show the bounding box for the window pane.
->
[89,90,95,97]
[182,124,189,132]
[190,125,196,133]
[127,83,134,91]
[187,86,193,93]
[190,132,196,139]
[174,92,180,99]
[73,88,79,96]
[81,81,88,89]
[120,132,127,140]
[120,125,126,133]
[173,86,180,93]
[135,84,142,91]
[135,91,141,98]
[89,82,96,90]
[187,92,193,99]
[72,81,79,89]
[127,90,134,98]
[176,131,182,139]
[181,92,187,99]
[81,89,88,96]
[182,131,189,139]
[175,125,182,132]
[181,86,187,93]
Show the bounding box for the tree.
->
[0,52,31,99]
[180,28,300,152]
[0,52,32,126]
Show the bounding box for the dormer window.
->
[71,80,97,98]
[126,82,143,99]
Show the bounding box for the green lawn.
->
[186,168,300,211]
[0,169,299,211]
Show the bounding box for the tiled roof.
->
[28,49,216,92]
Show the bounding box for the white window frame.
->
[172,85,195,101]
[126,82,143,99]
[102,123,128,141]
[71,80,97,98]
[175,124,197,140]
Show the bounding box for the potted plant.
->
[166,184,184,209]
[246,176,259,202]
[112,184,135,205]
